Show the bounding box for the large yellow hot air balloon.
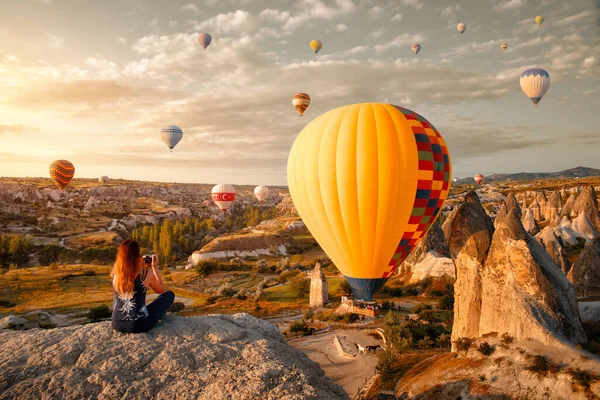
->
[310,40,323,54]
[288,104,452,300]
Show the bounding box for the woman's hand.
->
[152,254,159,270]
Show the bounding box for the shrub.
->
[216,284,236,297]
[39,245,62,266]
[500,333,514,349]
[385,287,403,297]
[526,355,561,376]
[49,263,58,271]
[0,300,16,308]
[416,336,434,349]
[169,301,185,314]
[404,287,419,296]
[288,320,313,336]
[477,342,495,356]
[289,276,310,299]
[278,269,301,283]
[437,333,451,349]
[567,367,598,390]
[479,375,487,382]
[0,268,7,275]
[195,259,218,276]
[205,296,219,305]
[88,305,111,322]
[340,313,360,323]
[376,348,399,374]
[438,294,454,310]
[339,279,353,296]
[455,337,473,352]
[413,304,432,314]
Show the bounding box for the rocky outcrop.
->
[536,191,548,220]
[447,191,494,343]
[571,212,600,241]
[441,207,458,245]
[536,227,571,274]
[0,314,347,400]
[310,262,329,308]
[189,233,289,263]
[570,186,600,231]
[479,209,586,346]
[402,220,455,283]
[568,237,600,299]
[451,191,586,350]
[504,191,521,218]
[521,208,539,235]
[395,336,600,400]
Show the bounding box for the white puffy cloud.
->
[399,0,422,10]
[181,3,201,14]
[374,34,424,52]
[492,0,526,12]
[390,13,402,21]
[336,23,349,32]
[368,6,385,18]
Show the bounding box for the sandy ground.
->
[288,329,382,398]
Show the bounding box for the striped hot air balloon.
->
[49,160,75,190]
[293,93,311,116]
[161,125,183,151]
[211,184,236,214]
[254,185,269,203]
[288,103,452,301]
[520,68,551,108]
[474,174,484,185]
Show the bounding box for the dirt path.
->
[288,329,382,398]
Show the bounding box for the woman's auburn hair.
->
[111,239,142,297]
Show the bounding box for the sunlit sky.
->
[0,0,598,185]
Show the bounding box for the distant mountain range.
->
[455,166,600,184]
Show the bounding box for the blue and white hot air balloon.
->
[520,68,551,108]
[161,125,183,152]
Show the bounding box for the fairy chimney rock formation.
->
[478,209,586,346]
[310,262,329,308]
[572,212,600,241]
[568,237,600,299]
[522,208,540,235]
[536,227,571,274]
[402,220,455,283]
[448,191,494,345]
[530,199,542,221]
[545,191,563,221]
[571,186,600,232]
[536,191,548,220]
[442,206,459,245]
[560,194,578,218]
[504,191,521,218]
[494,204,508,228]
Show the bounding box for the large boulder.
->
[570,186,600,231]
[478,209,586,346]
[447,191,495,344]
[568,237,600,299]
[0,314,347,399]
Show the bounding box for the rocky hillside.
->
[0,313,347,400]
[455,166,600,183]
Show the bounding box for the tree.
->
[159,220,173,265]
[9,235,32,268]
[290,276,310,299]
[339,279,353,296]
[39,245,62,266]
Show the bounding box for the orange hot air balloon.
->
[293,93,311,116]
[49,160,75,190]
[288,103,452,300]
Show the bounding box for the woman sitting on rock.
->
[110,239,174,333]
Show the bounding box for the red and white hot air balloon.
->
[474,174,484,185]
[254,185,269,204]
[211,184,236,214]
